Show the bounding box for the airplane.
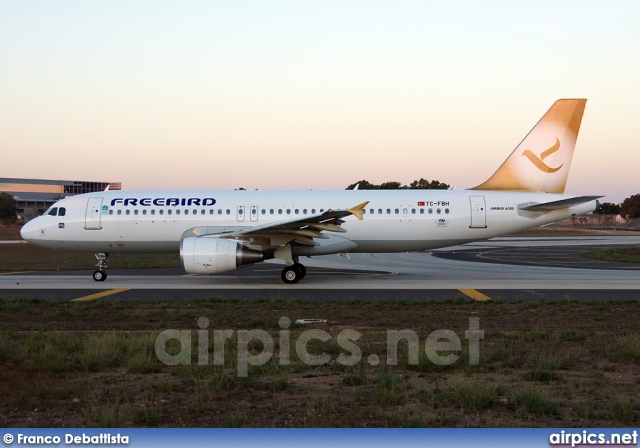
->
[20,98,601,284]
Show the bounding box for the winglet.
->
[348,201,369,220]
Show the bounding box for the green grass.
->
[372,370,406,405]
[132,407,160,426]
[523,370,563,383]
[508,386,559,416]
[433,380,498,411]
[611,400,638,424]
[582,245,640,263]
[227,415,246,427]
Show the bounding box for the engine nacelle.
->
[180,237,264,275]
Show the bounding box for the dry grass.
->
[0,299,639,427]
[0,241,180,271]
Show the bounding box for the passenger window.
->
[311,209,316,214]
[386,209,391,214]
[278,209,282,215]
[201,210,205,215]
[109,210,114,215]
[378,209,382,214]
[176,210,181,215]
[320,209,324,213]
[362,209,366,214]
[286,209,291,215]
[167,210,172,215]
[261,209,266,215]
[411,209,416,214]
[159,210,164,215]
[303,209,307,214]
[420,209,424,214]
[395,209,399,214]
[151,210,155,215]
[48,208,58,216]
[134,210,139,215]
[429,208,433,214]
[143,210,147,215]
[226,209,230,215]
[295,209,299,214]
[437,208,441,214]
[239,209,243,215]
[126,210,131,215]
[58,208,66,217]
[209,209,214,215]
[251,209,256,215]
[403,208,408,214]
[193,209,197,215]
[117,210,122,215]
[184,210,188,215]
[270,209,274,215]
[445,208,450,214]
[218,209,222,215]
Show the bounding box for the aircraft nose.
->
[20,219,38,241]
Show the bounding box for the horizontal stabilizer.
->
[518,196,602,212]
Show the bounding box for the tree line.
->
[345,178,450,190]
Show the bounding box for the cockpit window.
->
[58,207,66,217]
[47,207,58,216]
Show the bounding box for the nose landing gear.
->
[93,253,108,282]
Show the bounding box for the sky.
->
[1,1,639,203]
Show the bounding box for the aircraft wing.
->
[518,196,602,212]
[203,201,369,247]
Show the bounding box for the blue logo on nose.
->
[58,223,65,229]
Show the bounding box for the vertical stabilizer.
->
[471,99,586,193]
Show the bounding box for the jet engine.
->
[180,237,264,274]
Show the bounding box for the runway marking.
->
[458,289,492,302]
[0,271,34,275]
[71,288,130,302]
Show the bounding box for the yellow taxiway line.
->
[71,288,130,302]
[458,288,492,302]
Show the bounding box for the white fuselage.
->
[21,189,597,255]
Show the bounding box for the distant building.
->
[0,177,121,220]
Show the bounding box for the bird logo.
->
[521,138,563,173]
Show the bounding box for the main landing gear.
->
[281,262,307,284]
[93,253,108,282]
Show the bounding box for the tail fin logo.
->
[521,138,563,173]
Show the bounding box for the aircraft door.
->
[469,195,487,228]
[85,197,103,230]
[237,206,245,222]
[250,205,258,222]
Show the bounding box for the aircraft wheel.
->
[93,270,107,282]
[293,263,306,279]
[281,266,300,284]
